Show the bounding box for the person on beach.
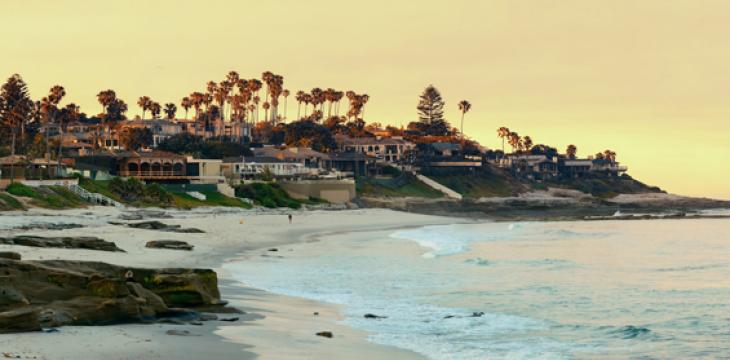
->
[288,214,292,224]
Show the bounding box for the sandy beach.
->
[0,207,460,360]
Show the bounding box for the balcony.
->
[118,170,187,180]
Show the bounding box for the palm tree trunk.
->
[296,102,301,120]
[460,113,465,141]
[57,127,64,177]
[45,124,51,178]
[10,132,16,183]
[283,98,288,123]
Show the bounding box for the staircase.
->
[66,184,125,208]
[414,174,463,200]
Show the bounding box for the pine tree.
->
[0,74,33,181]
[416,85,450,136]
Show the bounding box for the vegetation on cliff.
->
[5,183,87,209]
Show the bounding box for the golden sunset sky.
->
[1,0,728,199]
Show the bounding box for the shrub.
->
[6,183,39,198]
[235,183,301,209]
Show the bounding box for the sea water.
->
[225,217,730,359]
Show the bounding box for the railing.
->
[118,170,186,178]
[65,184,125,208]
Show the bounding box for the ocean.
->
[225,216,730,359]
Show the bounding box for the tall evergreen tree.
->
[0,74,34,181]
[416,85,450,136]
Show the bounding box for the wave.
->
[390,223,524,258]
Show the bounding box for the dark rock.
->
[0,236,124,252]
[443,315,455,319]
[0,252,21,260]
[125,221,204,233]
[364,313,387,319]
[145,240,194,251]
[313,312,319,316]
[471,312,485,317]
[0,259,226,333]
[219,317,239,322]
[190,321,203,326]
[268,248,278,252]
[119,210,172,221]
[166,329,197,336]
[316,331,333,338]
[0,308,41,333]
[14,223,85,231]
[198,313,218,321]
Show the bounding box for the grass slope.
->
[171,190,252,209]
[426,168,527,198]
[357,174,444,198]
[5,183,88,209]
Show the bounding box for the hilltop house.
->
[334,134,415,163]
[222,156,311,180]
[253,146,329,170]
[118,119,183,147]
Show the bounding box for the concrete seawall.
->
[280,180,356,204]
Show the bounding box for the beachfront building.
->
[0,155,62,183]
[118,119,183,147]
[253,146,329,170]
[334,134,415,163]
[504,154,559,180]
[176,118,251,142]
[223,156,311,180]
[558,159,593,177]
[185,157,226,184]
[115,150,187,180]
[325,152,371,177]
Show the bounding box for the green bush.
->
[107,177,173,206]
[0,193,24,210]
[5,183,87,209]
[6,183,39,198]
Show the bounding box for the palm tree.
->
[96,89,116,116]
[523,136,533,151]
[137,96,151,119]
[310,88,323,115]
[497,127,510,153]
[58,102,79,173]
[566,144,577,159]
[164,103,177,120]
[603,149,617,163]
[180,97,191,120]
[295,90,305,119]
[263,102,270,122]
[508,132,521,153]
[282,89,290,122]
[252,96,260,123]
[457,100,471,142]
[303,94,312,117]
[360,94,370,121]
[150,102,161,119]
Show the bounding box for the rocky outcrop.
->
[121,221,205,233]
[0,252,21,260]
[0,236,124,252]
[13,223,85,231]
[145,240,194,251]
[118,210,172,221]
[0,259,226,333]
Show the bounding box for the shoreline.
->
[0,206,461,359]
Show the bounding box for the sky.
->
[1,0,729,199]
